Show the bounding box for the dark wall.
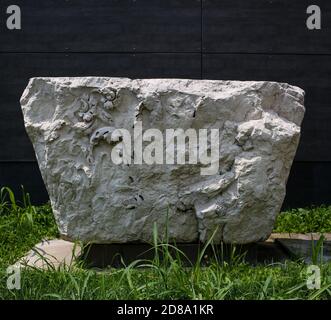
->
[0,0,330,208]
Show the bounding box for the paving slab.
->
[268,233,331,242]
[276,239,331,264]
[18,239,81,269]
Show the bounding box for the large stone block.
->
[20,78,305,244]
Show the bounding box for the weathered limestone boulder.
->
[20,77,305,244]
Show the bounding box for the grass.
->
[1,260,331,300]
[0,187,331,300]
[0,187,58,267]
[274,206,331,233]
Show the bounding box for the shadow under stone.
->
[81,241,292,268]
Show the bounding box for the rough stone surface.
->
[20,77,305,244]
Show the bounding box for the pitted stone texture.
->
[20,78,305,244]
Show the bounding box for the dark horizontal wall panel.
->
[203,54,331,162]
[203,0,331,54]
[0,0,201,53]
[0,53,201,161]
[0,161,49,205]
[283,162,331,209]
